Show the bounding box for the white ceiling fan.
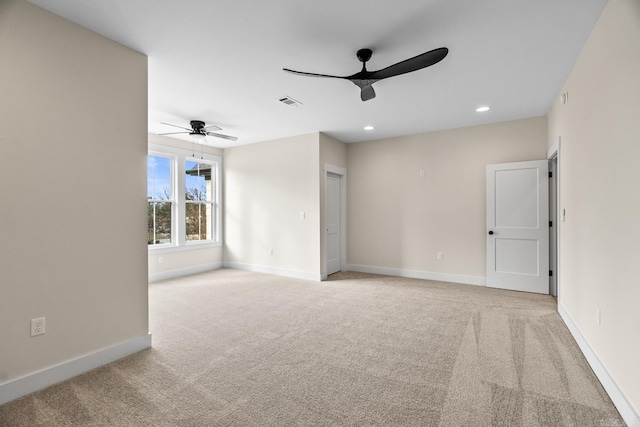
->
[159,120,238,142]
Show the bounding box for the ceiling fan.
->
[284,47,449,102]
[159,120,238,141]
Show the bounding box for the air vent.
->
[278,96,302,107]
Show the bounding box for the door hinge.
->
[549,270,553,277]
[549,172,553,178]
[549,221,553,227]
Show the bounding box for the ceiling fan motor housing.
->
[190,120,206,132]
[357,48,373,63]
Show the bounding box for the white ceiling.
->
[28,0,606,148]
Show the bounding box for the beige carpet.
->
[0,269,625,426]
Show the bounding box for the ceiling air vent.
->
[278,96,302,107]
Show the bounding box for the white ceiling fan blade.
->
[160,122,193,132]
[206,131,237,141]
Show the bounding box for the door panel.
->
[495,239,539,275]
[487,160,549,294]
[495,168,539,228]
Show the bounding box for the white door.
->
[486,160,549,294]
[326,173,341,275]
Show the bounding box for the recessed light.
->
[364,125,374,131]
[476,106,491,112]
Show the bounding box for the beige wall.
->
[347,117,548,281]
[548,0,640,415]
[0,0,148,383]
[223,133,321,278]
[148,246,222,280]
[147,134,223,280]
[319,133,348,170]
[319,133,348,277]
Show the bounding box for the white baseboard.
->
[148,262,222,283]
[0,334,152,406]
[224,262,322,282]
[558,304,640,427]
[347,264,486,287]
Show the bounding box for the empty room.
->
[1,0,638,425]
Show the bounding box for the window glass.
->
[185,161,212,201]
[148,155,172,200]
[148,155,173,245]
[185,160,215,242]
[148,202,172,245]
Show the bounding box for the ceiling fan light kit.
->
[284,46,449,102]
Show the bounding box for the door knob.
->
[488,230,494,235]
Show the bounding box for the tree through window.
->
[147,155,173,245]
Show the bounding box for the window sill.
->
[148,241,222,254]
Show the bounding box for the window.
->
[148,144,221,251]
[185,160,218,242]
[147,154,173,245]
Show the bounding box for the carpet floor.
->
[0,269,625,426]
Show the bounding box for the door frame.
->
[547,137,561,298]
[323,164,347,280]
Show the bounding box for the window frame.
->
[148,143,222,253]
[184,158,219,245]
[147,152,176,247]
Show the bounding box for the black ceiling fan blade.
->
[206,131,238,142]
[158,131,189,136]
[361,85,376,102]
[370,47,449,80]
[160,122,193,132]
[283,68,345,79]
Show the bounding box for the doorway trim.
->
[323,164,347,280]
[547,137,561,298]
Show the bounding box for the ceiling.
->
[28,0,607,148]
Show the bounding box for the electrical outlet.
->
[158,256,163,264]
[31,317,45,337]
[419,170,425,178]
[269,248,274,255]
[437,252,444,260]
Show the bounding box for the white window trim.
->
[148,143,222,253]
[184,158,219,245]
[147,151,176,249]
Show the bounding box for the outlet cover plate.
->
[31,317,45,337]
